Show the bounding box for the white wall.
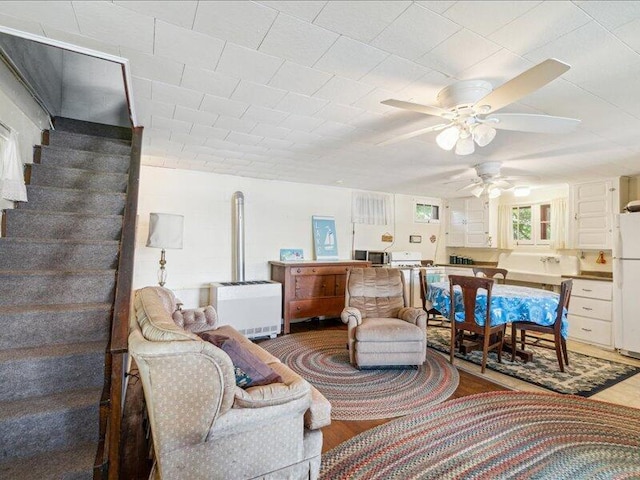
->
[134,165,444,307]
[0,57,49,212]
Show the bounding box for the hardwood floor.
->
[118,318,528,475]
[288,318,509,453]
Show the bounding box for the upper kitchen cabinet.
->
[569,178,629,250]
[445,197,497,248]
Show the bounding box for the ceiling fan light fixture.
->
[470,185,484,197]
[436,126,460,150]
[455,135,475,155]
[472,123,497,147]
[488,187,501,199]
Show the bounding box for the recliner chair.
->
[341,268,427,368]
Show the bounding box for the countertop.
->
[562,271,613,282]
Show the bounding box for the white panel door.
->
[570,180,612,249]
[446,198,465,247]
[465,197,489,247]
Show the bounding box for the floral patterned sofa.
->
[128,286,331,479]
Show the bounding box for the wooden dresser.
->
[269,260,371,334]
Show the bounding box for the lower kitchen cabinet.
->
[270,260,371,334]
[567,278,613,349]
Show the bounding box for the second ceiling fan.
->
[379,58,581,155]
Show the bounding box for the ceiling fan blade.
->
[484,113,580,133]
[474,58,570,114]
[377,123,451,146]
[459,180,481,191]
[381,99,451,118]
[494,179,515,190]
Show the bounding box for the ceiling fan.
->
[449,162,536,198]
[379,58,581,154]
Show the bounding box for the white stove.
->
[389,251,423,268]
[387,251,423,308]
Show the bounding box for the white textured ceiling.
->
[1,1,640,197]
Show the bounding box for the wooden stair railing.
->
[94,126,143,479]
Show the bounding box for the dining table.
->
[426,282,567,358]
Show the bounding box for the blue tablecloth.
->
[427,282,568,338]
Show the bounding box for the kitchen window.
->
[512,203,551,246]
[414,202,440,223]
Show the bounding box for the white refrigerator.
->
[613,213,640,358]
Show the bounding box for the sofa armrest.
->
[341,307,362,327]
[304,385,331,430]
[398,307,427,330]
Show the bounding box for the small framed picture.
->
[312,215,339,260]
[280,249,304,261]
[409,235,422,243]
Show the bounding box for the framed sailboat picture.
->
[312,215,338,260]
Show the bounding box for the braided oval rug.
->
[260,330,459,420]
[320,391,640,479]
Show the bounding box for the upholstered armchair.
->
[129,287,330,479]
[341,268,427,368]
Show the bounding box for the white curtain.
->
[0,130,27,202]
[352,192,390,225]
[550,197,567,250]
[497,204,513,249]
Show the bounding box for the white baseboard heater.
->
[210,280,282,339]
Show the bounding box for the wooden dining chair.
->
[448,275,506,373]
[510,279,573,372]
[472,267,509,284]
[419,269,448,328]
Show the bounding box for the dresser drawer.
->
[569,296,611,321]
[572,279,612,301]
[568,314,612,348]
[291,266,353,276]
[289,297,344,319]
[295,275,336,299]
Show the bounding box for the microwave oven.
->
[354,250,388,266]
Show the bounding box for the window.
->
[414,202,440,223]
[540,203,551,241]
[511,203,551,246]
[512,206,532,243]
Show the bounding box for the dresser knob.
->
[296,306,301,311]
[312,269,316,272]
[296,268,301,273]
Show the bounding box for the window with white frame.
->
[511,203,551,246]
[414,201,440,223]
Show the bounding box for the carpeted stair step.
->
[27,163,128,192]
[0,303,112,350]
[0,238,119,270]
[0,270,116,306]
[19,185,126,215]
[35,145,129,174]
[45,130,131,156]
[0,441,96,479]
[53,116,132,141]
[2,210,123,240]
[0,388,101,462]
[0,341,105,402]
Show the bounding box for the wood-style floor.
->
[287,318,508,453]
[120,319,508,477]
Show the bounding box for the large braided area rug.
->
[427,326,640,396]
[260,330,459,420]
[320,391,640,480]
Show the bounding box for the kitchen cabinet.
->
[567,278,613,349]
[569,178,628,250]
[445,197,497,248]
[269,260,370,334]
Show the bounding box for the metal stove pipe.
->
[232,191,245,282]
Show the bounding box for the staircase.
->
[0,117,133,479]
